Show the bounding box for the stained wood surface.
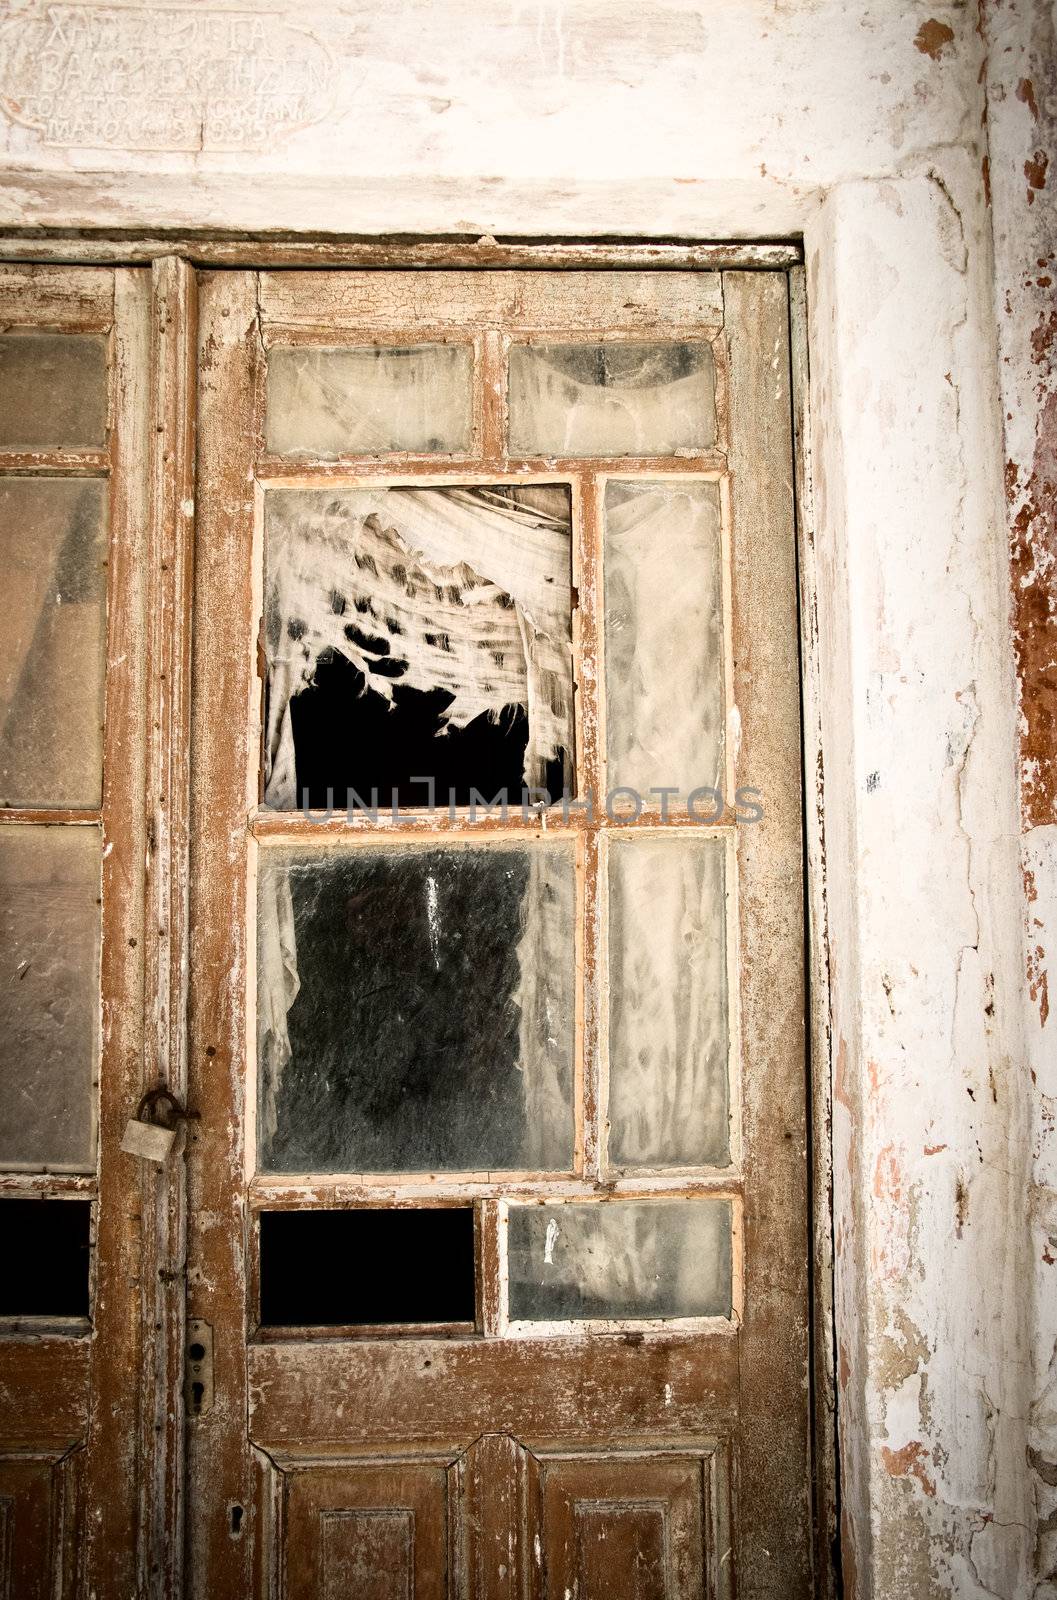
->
[185,263,810,1599]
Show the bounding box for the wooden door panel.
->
[281,1458,454,1600]
[0,1451,78,1600]
[189,265,811,1599]
[249,1338,739,1450]
[529,1447,725,1600]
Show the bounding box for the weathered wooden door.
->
[187,266,809,1599]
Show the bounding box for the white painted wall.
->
[0,1,1044,1594]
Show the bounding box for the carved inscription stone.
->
[0,3,338,151]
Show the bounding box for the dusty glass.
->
[507,1199,733,1320]
[0,333,107,451]
[262,483,573,809]
[0,477,108,809]
[257,840,576,1173]
[607,834,730,1169]
[265,343,474,457]
[604,479,724,795]
[0,825,101,1170]
[508,341,716,456]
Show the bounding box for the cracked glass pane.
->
[0,333,107,451]
[604,479,724,796]
[607,835,730,1170]
[265,343,474,457]
[257,840,575,1174]
[507,341,716,457]
[0,825,101,1171]
[262,484,574,810]
[507,1199,733,1320]
[0,478,108,809]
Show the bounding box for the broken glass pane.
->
[0,333,107,451]
[0,477,108,809]
[257,840,575,1173]
[607,835,730,1170]
[265,344,473,457]
[263,485,573,810]
[507,342,716,457]
[0,825,101,1170]
[604,480,724,796]
[507,1199,732,1320]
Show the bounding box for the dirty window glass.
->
[507,342,716,457]
[604,479,724,796]
[265,344,473,457]
[0,477,108,809]
[257,840,575,1174]
[0,825,101,1171]
[262,484,574,810]
[507,1199,732,1320]
[607,835,730,1170]
[0,333,107,452]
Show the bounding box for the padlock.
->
[120,1086,192,1164]
[120,1118,177,1162]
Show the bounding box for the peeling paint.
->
[914,18,956,60]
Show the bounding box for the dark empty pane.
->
[0,334,107,451]
[0,1199,91,1317]
[508,342,716,456]
[257,842,575,1174]
[507,1200,732,1322]
[263,485,573,810]
[266,343,473,456]
[258,1207,475,1326]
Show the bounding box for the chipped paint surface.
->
[809,167,1030,1596]
[983,4,1057,1593]
[0,0,1046,1596]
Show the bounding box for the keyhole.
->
[230,1504,244,1538]
[190,1380,205,1415]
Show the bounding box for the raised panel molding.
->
[263,1436,729,1599]
[321,1507,415,1600]
[526,1442,730,1600]
[0,1450,78,1600]
[278,1455,454,1600]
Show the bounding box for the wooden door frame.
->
[0,236,835,1600]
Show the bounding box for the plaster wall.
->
[0,1,1045,1595]
[983,2,1057,1594]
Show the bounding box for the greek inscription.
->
[0,3,339,151]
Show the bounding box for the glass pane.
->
[607,835,729,1169]
[0,826,101,1170]
[0,333,107,451]
[604,480,724,795]
[507,1199,732,1320]
[508,342,716,457]
[0,478,108,808]
[263,484,573,810]
[257,841,575,1173]
[265,343,473,457]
